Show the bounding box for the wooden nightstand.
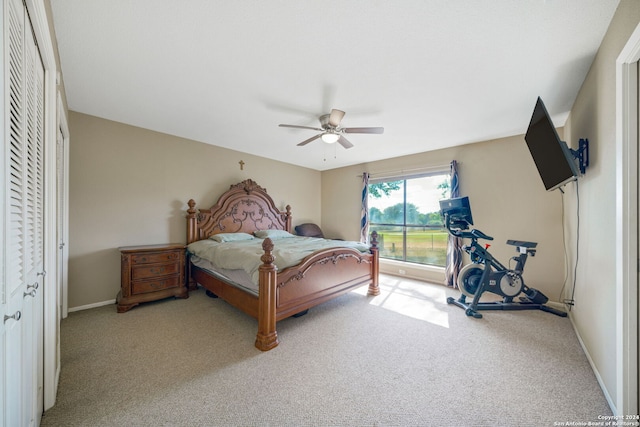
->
[117,243,188,313]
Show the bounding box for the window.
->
[368,172,450,267]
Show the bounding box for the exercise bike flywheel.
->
[458,263,525,299]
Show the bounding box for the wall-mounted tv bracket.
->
[569,138,589,175]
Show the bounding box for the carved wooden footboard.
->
[275,244,380,319]
[186,179,379,351]
[255,234,379,350]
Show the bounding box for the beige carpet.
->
[41,274,611,426]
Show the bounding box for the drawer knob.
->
[4,311,21,323]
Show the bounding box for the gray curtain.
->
[360,172,370,243]
[444,160,462,288]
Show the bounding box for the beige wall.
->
[564,0,640,412]
[68,112,321,308]
[70,110,567,308]
[322,132,567,301]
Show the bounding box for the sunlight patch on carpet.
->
[351,277,450,327]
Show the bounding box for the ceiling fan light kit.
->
[321,133,340,144]
[279,108,383,149]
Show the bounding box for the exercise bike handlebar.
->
[443,214,493,241]
[470,229,493,241]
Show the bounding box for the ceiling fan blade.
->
[297,134,322,146]
[328,109,345,127]
[337,135,354,149]
[343,127,384,134]
[279,124,324,131]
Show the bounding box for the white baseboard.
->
[379,259,445,284]
[68,299,115,313]
[567,311,617,414]
[546,300,567,311]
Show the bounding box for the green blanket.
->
[187,236,369,285]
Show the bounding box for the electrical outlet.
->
[399,269,406,275]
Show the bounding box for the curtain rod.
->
[357,162,454,179]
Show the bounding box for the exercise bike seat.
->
[470,229,493,240]
[506,239,537,248]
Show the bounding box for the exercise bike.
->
[439,197,567,319]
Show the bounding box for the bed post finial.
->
[284,205,292,232]
[256,238,279,351]
[260,238,275,264]
[368,231,380,296]
[370,230,378,249]
[187,199,197,244]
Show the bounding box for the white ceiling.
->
[50,0,620,171]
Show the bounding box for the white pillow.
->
[209,232,255,243]
[253,229,295,239]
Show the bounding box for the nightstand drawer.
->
[131,251,181,265]
[132,262,180,280]
[132,276,182,294]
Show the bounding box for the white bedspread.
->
[187,236,368,285]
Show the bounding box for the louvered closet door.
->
[3,0,27,424]
[2,0,46,425]
[22,12,46,425]
[0,0,8,423]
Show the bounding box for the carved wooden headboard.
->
[187,179,292,244]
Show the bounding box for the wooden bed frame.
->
[186,179,379,351]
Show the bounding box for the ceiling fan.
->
[279,109,384,149]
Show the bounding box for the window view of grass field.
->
[368,174,450,267]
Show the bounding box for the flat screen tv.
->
[524,97,579,191]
